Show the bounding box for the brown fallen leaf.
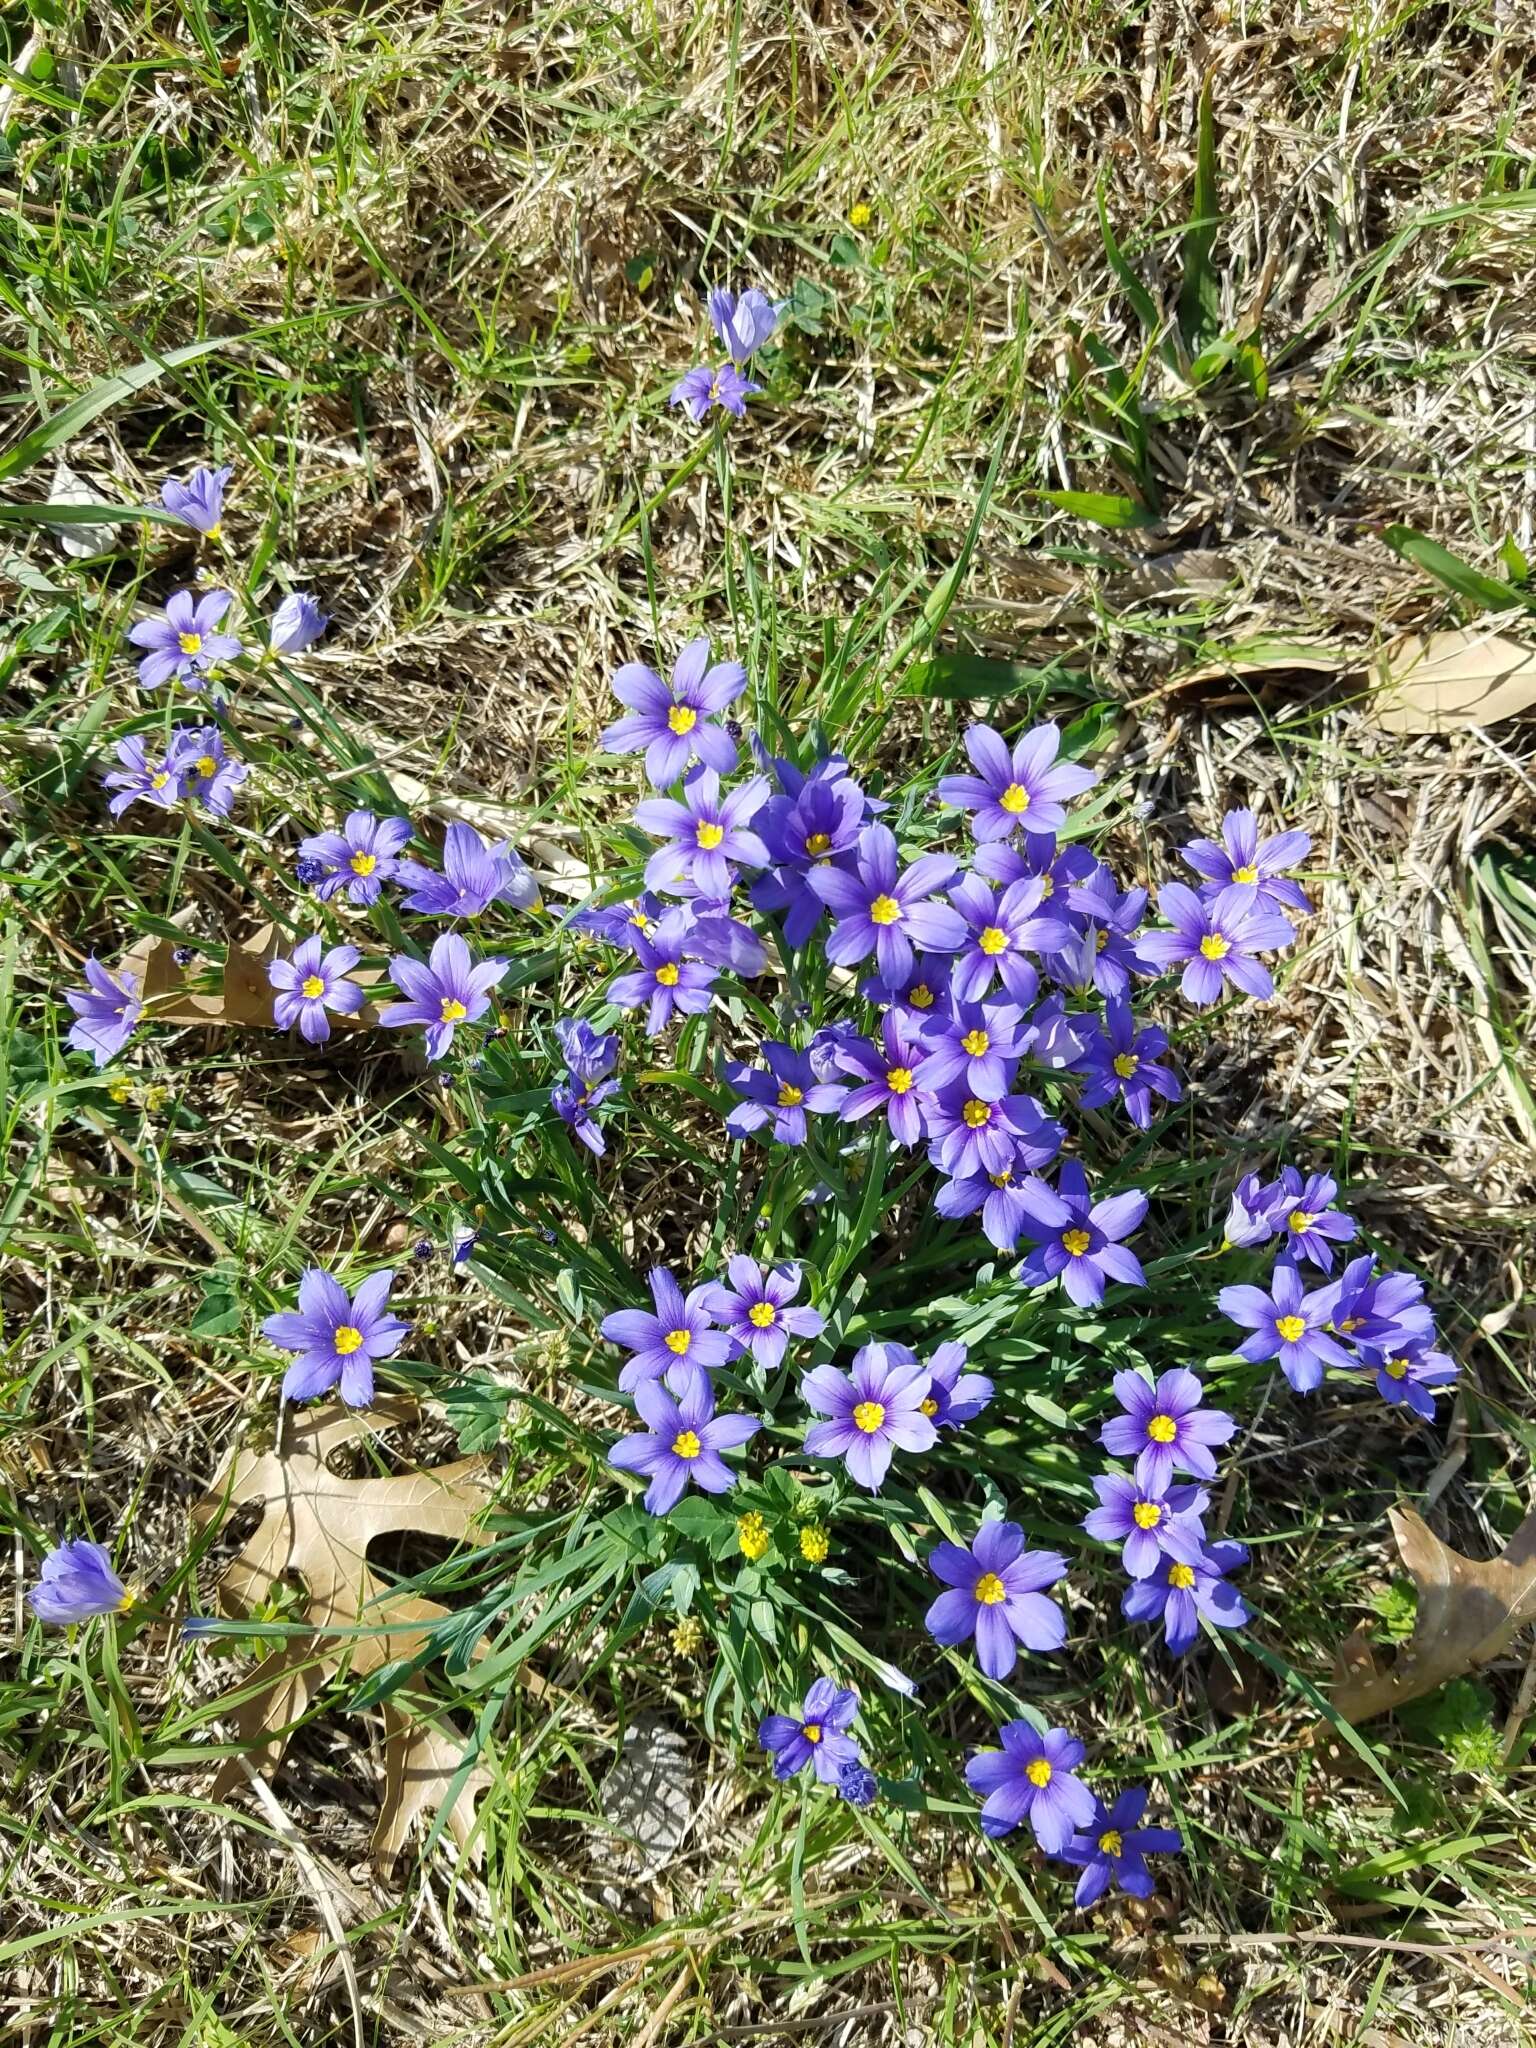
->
[1371,626,1536,734]
[194,1397,494,1864]
[119,924,385,1031]
[1328,1504,1536,1724]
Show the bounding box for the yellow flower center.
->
[989,1169,1014,1187]
[803,1722,822,1743]
[1146,1414,1177,1444]
[920,1397,939,1417]
[960,1028,990,1056]
[350,851,377,877]
[696,821,725,850]
[1112,1052,1139,1078]
[978,924,1009,956]
[999,783,1030,815]
[852,1400,886,1434]
[1098,1829,1123,1857]
[149,771,170,790]
[1167,1563,1196,1590]
[805,832,831,856]
[1199,933,1230,960]
[1275,1314,1307,1343]
[974,1571,1007,1605]
[629,908,651,930]
[655,962,680,987]
[1232,864,1259,884]
[333,1324,363,1356]
[1338,1314,1363,1334]
[667,704,697,735]
[748,1301,776,1328]
[908,982,934,1008]
[1385,1356,1409,1380]
[439,997,468,1022]
[777,1082,804,1107]
[177,631,203,655]
[1061,1227,1092,1256]
[300,975,326,999]
[799,1525,829,1563]
[1288,1209,1317,1234]
[886,1066,913,1095]
[1095,929,1110,952]
[1025,1759,1053,1788]
[1132,1502,1163,1530]
[664,1328,692,1355]
[671,1429,701,1459]
[1039,876,1054,898]
[869,893,902,926]
[195,754,216,778]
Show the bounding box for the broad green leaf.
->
[1036,488,1159,530]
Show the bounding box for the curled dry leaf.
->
[119,923,385,1032]
[193,1396,494,1864]
[1328,1504,1536,1725]
[1371,627,1536,735]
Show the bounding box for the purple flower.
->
[161,464,231,537]
[1122,1540,1249,1654]
[751,767,866,946]
[808,823,965,987]
[601,638,746,787]
[28,1538,133,1624]
[1012,1160,1148,1308]
[836,1011,934,1147]
[925,1083,1053,1183]
[1058,1789,1183,1907]
[262,1267,408,1405]
[1223,1171,1286,1247]
[65,956,142,1067]
[1100,1368,1236,1496]
[974,830,1099,899]
[757,1676,859,1784]
[965,1722,1095,1852]
[269,591,328,653]
[934,1150,1066,1254]
[669,360,761,422]
[635,769,770,899]
[1317,1254,1435,1352]
[1071,996,1181,1129]
[1270,1166,1356,1271]
[569,890,668,951]
[103,732,187,816]
[919,1340,994,1429]
[379,932,508,1060]
[171,723,247,819]
[607,908,717,1034]
[707,285,784,363]
[676,894,768,976]
[555,1015,619,1085]
[1137,882,1295,1007]
[600,1266,731,1396]
[1082,1474,1208,1579]
[128,588,241,691]
[267,936,364,1045]
[861,951,955,1022]
[802,1342,937,1491]
[948,873,1071,1004]
[1218,1260,1353,1392]
[808,1018,866,1083]
[705,1256,824,1370]
[1052,867,1152,999]
[607,1377,761,1515]
[925,1520,1068,1678]
[1024,990,1092,1070]
[937,724,1098,841]
[838,1760,879,1807]
[723,1040,846,1146]
[297,809,412,906]
[1182,807,1311,917]
[1356,1335,1458,1419]
[551,1016,620,1153]
[397,822,540,917]
[916,994,1028,1101]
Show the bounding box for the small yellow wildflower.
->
[848,201,873,230]
[107,1075,134,1105]
[798,1524,830,1565]
[670,1614,705,1657]
[737,1511,771,1561]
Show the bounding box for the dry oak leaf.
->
[1371,626,1536,734]
[1328,1503,1536,1725]
[119,923,385,1032]
[194,1396,494,1864]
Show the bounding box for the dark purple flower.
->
[802,1342,936,1491]
[965,1721,1095,1852]
[1058,1789,1183,1907]
[28,1539,133,1624]
[635,769,770,899]
[1269,1166,1356,1271]
[1012,1160,1148,1308]
[1182,807,1311,917]
[550,1039,620,1153]
[707,286,784,363]
[705,1255,823,1370]
[675,893,768,976]
[918,1340,993,1429]
[601,638,746,787]
[974,830,1098,900]
[262,1267,408,1405]
[1051,867,1152,999]
[379,932,508,1061]
[1122,1540,1249,1654]
[751,766,866,946]
[65,956,142,1067]
[934,1149,1066,1253]
[1316,1254,1435,1352]
[723,1040,846,1146]
[1355,1335,1458,1418]
[669,360,761,422]
[569,890,668,951]
[1071,996,1180,1129]
[757,1676,859,1784]
[808,823,965,987]
[555,1015,619,1085]
[607,908,717,1034]
[170,723,248,819]
[161,464,231,537]
[600,1266,731,1397]
[938,724,1098,841]
[607,1377,761,1515]
[836,1011,934,1147]
[1137,882,1296,1006]
[808,1018,865,1083]
[948,872,1071,1004]
[297,809,412,906]
[1082,1474,1208,1579]
[103,732,187,816]
[837,1760,879,1807]
[269,590,328,653]
[1100,1368,1236,1496]
[397,822,540,916]
[925,1083,1052,1182]
[128,587,241,691]
[1218,1260,1353,1392]
[268,935,363,1045]
[860,951,955,1021]
[917,994,1028,1101]
[1222,1171,1286,1247]
[925,1520,1068,1678]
